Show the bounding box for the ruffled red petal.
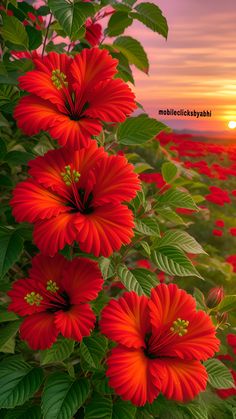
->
[54,304,96,341]
[8,278,44,316]
[92,155,141,206]
[106,346,161,406]
[33,213,77,256]
[100,292,150,348]
[61,257,103,304]
[70,48,118,92]
[20,312,59,350]
[11,179,69,223]
[75,204,134,257]
[154,358,208,402]
[29,253,68,288]
[85,78,136,122]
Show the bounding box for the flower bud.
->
[207,286,224,308]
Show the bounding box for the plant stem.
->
[42,13,53,57]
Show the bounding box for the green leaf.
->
[132,2,168,38]
[157,207,186,225]
[157,230,206,254]
[139,241,151,256]
[0,227,24,278]
[0,320,21,353]
[183,404,208,419]
[99,257,115,280]
[106,11,132,37]
[193,288,206,310]
[5,151,34,166]
[1,15,29,48]
[117,114,168,145]
[115,51,134,84]
[85,393,112,419]
[4,404,42,419]
[151,246,203,278]
[112,399,136,419]
[0,357,44,408]
[25,26,42,51]
[117,265,158,295]
[161,162,178,184]
[216,295,236,313]
[204,358,235,389]
[80,334,108,369]
[42,373,90,419]
[135,217,160,237]
[0,307,19,323]
[0,85,20,112]
[155,189,198,210]
[113,36,149,73]
[48,0,95,40]
[40,338,75,365]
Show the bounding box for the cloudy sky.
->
[128,0,236,133]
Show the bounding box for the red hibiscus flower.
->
[11,142,140,257]
[100,283,219,406]
[205,186,231,206]
[215,219,224,228]
[212,229,223,237]
[229,228,236,236]
[14,48,136,149]
[85,18,103,46]
[8,254,103,350]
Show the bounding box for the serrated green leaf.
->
[156,189,198,210]
[157,230,206,254]
[216,295,236,313]
[204,358,235,389]
[0,307,19,323]
[193,288,206,310]
[135,218,160,237]
[157,207,186,225]
[0,357,44,408]
[99,257,115,280]
[106,11,132,37]
[0,320,21,353]
[48,0,95,40]
[161,162,178,184]
[0,227,24,278]
[132,2,168,38]
[117,115,168,145]
[139,241,151,256]
[113,36,149,73]
[1,15,29,48]
[151,246,203,278]
[40,338,74,365]
[85,393,112,419]
[117,265,158,295]
[42,373,90,419]
[183,404,208,419]
[80,334,108,369]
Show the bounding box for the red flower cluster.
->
[212,229,223,237]
[14,49,136,149]
[205,186,231,206]
[11,142,140,257]
[100,283,219,406]
[8,254,103,350]
[226,255,236,272]
[229,228,236,236]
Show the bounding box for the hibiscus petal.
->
[54,304,96,341]
[33,213,77,256]
[92,154,140,206]
[20,312,59,350]
[106,346,161,406]
[154,358,208,402]
[8,278,44,316]
[100,292,150,348]
[29,254,68,289]
[75,204,134,257]
[85,78,136,122]
[11,179,69,223]
[61,258,103,304]
[70,48,118,91]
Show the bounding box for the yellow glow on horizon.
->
[228,121,236,129]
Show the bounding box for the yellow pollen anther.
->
[46,280,59,293]
[24,292,43,306]
[170,318,189,336]
[51,69,68,90]
[60,165,80,186]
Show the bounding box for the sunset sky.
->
[127,0,236,133]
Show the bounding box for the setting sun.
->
[228,121,236,129]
